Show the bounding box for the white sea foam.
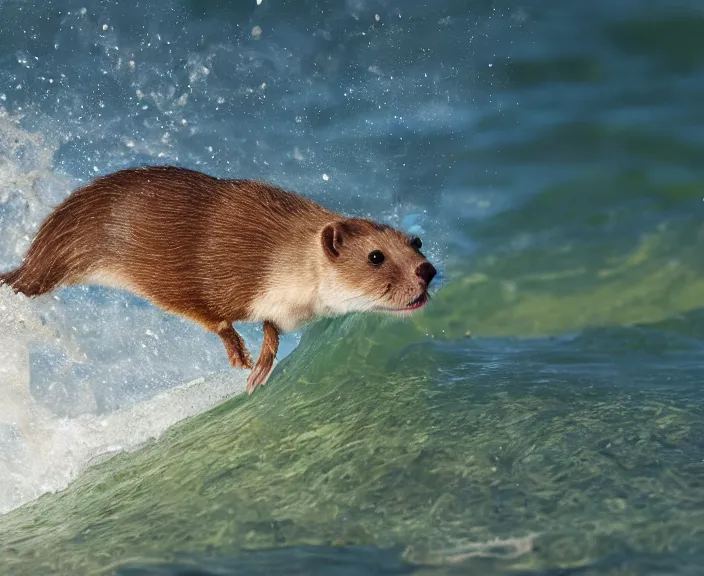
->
[0,287,251,513]
[0,281,258,515]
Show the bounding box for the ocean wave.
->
[1,306,703,574]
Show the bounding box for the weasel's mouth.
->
[404,292,428,310]
[373,291,429,313]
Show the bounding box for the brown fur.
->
[0,165,436,394]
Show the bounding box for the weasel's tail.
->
[1,210,97,298]
[0,267,23,291]
[0,265,56,297]
[0,226,93,297]
[1,182,113,298]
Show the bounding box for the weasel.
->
[0,166,437,394]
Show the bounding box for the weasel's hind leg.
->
[246,321,279,395]
[215,323,253,369]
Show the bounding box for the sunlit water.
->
[1,0,703,574]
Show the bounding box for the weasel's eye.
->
[410,236,422,250]
[368,250,385,266]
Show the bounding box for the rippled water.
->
[0,0,703,574]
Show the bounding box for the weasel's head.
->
[318,218,437,317]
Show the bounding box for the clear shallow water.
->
[0,0,703,574]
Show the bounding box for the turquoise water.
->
[1,0,704,574]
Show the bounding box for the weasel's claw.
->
[232,349,254,370]
[246,365,270,394]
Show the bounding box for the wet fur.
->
[0,165,434,393]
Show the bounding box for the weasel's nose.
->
[415,262,437,286]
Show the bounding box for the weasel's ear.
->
[321,221,346,260]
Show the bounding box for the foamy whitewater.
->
[0,284,250,513]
